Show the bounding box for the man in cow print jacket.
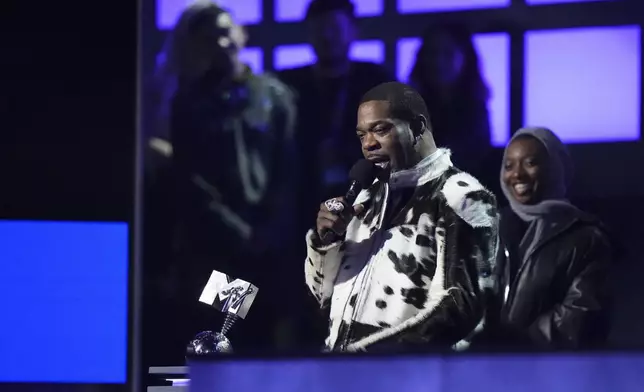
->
[304,82,499,352]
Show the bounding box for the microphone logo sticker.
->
[324,198,345,214]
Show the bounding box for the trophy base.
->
[186,331,233,355]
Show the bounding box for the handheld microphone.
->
[321,159,379,243]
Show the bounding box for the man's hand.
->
[315,196,365,239]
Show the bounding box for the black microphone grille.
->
[349,159,379,188]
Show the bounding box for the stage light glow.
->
[397,0,510,14]
[157,0,262,30]
[239,47,263,73]
[524,26,641,143]
[526,0,607,5]
[275,0,383,22]
[396,33,510,146]
[273,41,385,70]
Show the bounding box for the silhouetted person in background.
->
[143,1,297,363]
[490,127,612,349]
[409,23,491,178]
[278,0,393,230]
[278,0,393,346]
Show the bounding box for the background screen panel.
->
[526,0,607,5]
[275,0,383,23]
[239,47,263,73]
[524,25,641,144]
[157,0,262,30]
[398,0,510,14]
[273,41,384,71]
[0,221,129,383]
[396,34,509,146]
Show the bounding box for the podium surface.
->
[189,352,644,392]
[147,367,188,392]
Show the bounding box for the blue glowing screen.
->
[398,0,510,14]
[273,41,385,70]
[527,0,607,5]
[524,26,641,144]
[275,0,383,22]
[157,0,262,30]
[239,47,263,73]
[0,221,129,383]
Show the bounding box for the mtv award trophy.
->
[186,270,259,355]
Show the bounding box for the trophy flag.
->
[198,270,258,319]
[187,270,259,355]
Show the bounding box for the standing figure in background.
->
[490,127,612,349]
[278,1,393,345]
[144,1,297,363]
[409,23,491,178]
[278,0,393,229]
[279,0,394,349]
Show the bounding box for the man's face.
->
[307,11,354,65]
[356,100,417,173]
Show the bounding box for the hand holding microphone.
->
[317,159,379,244]
[316,197,364,240]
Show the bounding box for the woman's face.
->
[502,136,548,205]
[419,32,465,87]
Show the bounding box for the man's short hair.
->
[305,0,355,20]
[360,82,431,126]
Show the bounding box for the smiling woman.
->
[488,127,614,350]
[501,134,548,205]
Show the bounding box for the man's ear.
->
[410,115,428,138]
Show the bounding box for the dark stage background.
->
[1,0,644,389]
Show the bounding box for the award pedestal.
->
[147,366,188,392]
[148,270,257,390]
[187,269,258,356]
[186,313,238,355]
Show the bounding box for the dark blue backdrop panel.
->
[190,353,644,392]
[526,0,608,5]
[0,220,129,383]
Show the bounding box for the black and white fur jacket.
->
[304,149,499,352]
